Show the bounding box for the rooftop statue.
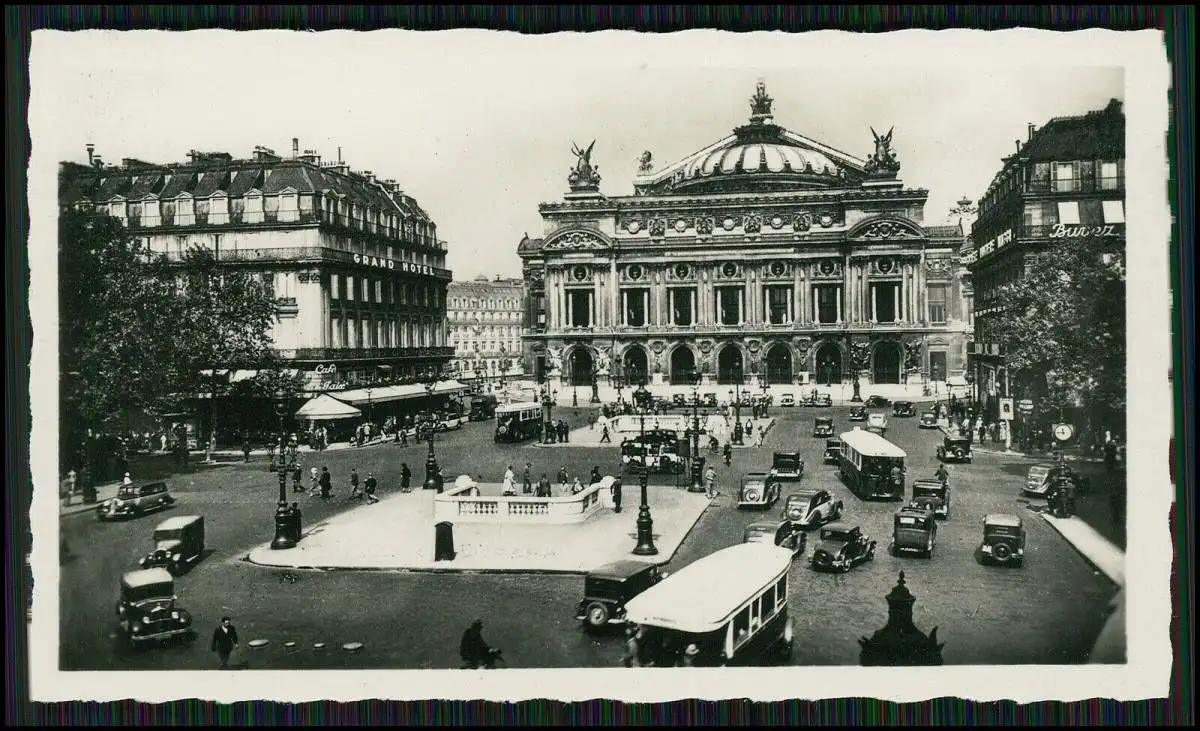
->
[749,79,774,123]
[864,126,902,176]
[568,140,602,190]
[637,150,654,174]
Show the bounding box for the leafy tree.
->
[986,235,1126,421]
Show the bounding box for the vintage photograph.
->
[28,29,1171,703]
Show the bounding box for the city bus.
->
[837,427,907,500]
[623,543,795,667]
[493,401,543,443]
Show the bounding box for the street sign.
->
[998,398,1014,421]
[1018,399,1034,408]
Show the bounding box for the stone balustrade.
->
[434,476,614,525]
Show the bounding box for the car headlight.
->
[172,553,181,561]
[171,611,179,620]
[746,490,759,500]
[132,622,142,633]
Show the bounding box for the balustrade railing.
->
[434,477,613,525]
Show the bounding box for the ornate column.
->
[609,259,619,329]
[795,264,806,325]
[842,255,853,325]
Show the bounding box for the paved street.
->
[58,403,1119,670]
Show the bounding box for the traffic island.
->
[554,416,775,448]
[243,479,709,574]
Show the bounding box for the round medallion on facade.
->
[877,258,895,275]
[721,262,738,278]
[819,213,834,228]
[673,263,691,280]
[722,217,737,231]
[626,220,642,234]
[770,261,786,277]
[819,259,838,276]
[674,218,689,233]
[770,215,785,230]
[627,264,643,281]
[572,265,590,282]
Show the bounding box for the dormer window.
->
[245,190,264,224]
[209,192,229,224]
[279,189,299,222]
[176,194,195,226]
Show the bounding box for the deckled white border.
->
[27,28,1172,703]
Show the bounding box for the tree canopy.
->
[985,235,1126,417]
[59,209,297,439]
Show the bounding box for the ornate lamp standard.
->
[423,370,442,491]
[688,370,705,492]
[270,391,300,550]
[728,365,744,445]
[632,384,659,556]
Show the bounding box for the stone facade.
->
[520,82,970,391]
[447,276,526,383]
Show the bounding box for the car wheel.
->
[867,542,876,560]
[585,602,610,628]
[992,543,1013,562]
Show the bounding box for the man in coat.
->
[318,466,333,499]
[211,616,239,668]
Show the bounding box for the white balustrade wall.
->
[433,476,615,525]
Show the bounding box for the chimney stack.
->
[292,137,300,158]
[93,154,104,169]
[337,146,343,164]
[1027,123,1036,141]
[86,143,95,166]
[1015,139,1021,154]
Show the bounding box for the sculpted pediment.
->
[846,216,925,243]
[542,229,612,252]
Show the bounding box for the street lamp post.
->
[689,370,705,493]
[729,367,744,446]
[270,394,300,550]
[423,371,442,491]
[632,394,658,556]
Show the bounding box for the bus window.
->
[775,576,787,610]
[733,607,751,646]
[762,584,776,620]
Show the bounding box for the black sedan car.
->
[892,401,916,417]
[864,395,892,408]
[848,406,868,422]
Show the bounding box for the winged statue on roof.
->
[568,140,602,190]
[864,126,902,175]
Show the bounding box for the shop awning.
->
[294,394,362,421]
[333,380,468,406]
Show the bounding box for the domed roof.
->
[633,80,868,196]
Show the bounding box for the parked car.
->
[782,488,843,529]
[823,438,843,465]
[892,401,916,417]
[139,515,205,575]
[737,472,781,510]
[813,416,835,438]
[1023,463,1090,497]
[97,481,176,521]
[979,514,1026,567]
[779,393,797,408]
[701,393,718,408]
[575,561,667,630]
[848,406,868,422]
[864,395,892,408]
[918,411,939,429]
[891,506,938,558]
[671,394,688,407]
[115,568,194,647]
[810,523,876,573]
[866,413,889,435]
[770,451,805,481]
[937,435,973,464]
[910,479,951,520]
[743,521,807,558]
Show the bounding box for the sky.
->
[34,31,1123,281]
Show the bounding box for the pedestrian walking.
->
[400,428,409,448]
[122,472,133,487]
[211,616,239,669]
[704,465,717,499]
[502,465,517,496]
[309,466,320,496]
[723,442,733,466]
[364,472,379,504]
[537,473,552,498]
[349,468,362,500]
[571,477,584,495]
[241,434,251,463]
[557,466,569,490]
[522,462,533,494]
[319,466,332,499]
[291,460,303,493]
[600,425,611,443]
[611,477,623,513]
[590,465,603,485]
[621,626,640,668]
[400,462,412,492]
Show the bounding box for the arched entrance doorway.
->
[717,345,744,385]
[764,344,793,385]
[872,341,902,384]
[568,347,594,386]
[622,346,649,387]
[814,342,842,386]
[669,347,696,385]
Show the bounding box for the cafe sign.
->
[314,363,338,375]
[352,253,437,276]
[1050,223,1124,239]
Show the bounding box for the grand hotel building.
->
[519,82,970,390]
[58,141,453,396]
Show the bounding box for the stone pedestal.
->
[651,372,665,386]
[749,374,761,390]
[701,373,715,386]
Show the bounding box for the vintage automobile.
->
[918,411,940,429]
[97,481,176,521]
[621,438,685,475]
[848,406,868,422]
[671,393,688,408]
[575,560,667,630]
[743,521,807,558]
[115,568,194,647]
[779,393,797,408]
[891,505,938,558]
[866,413,889,435]
[701,393,719,408]
[805,392,833,407]
[822,438,843,465]
[434,412,466,432]
[1023,463,1090,497]
[769,451,805,481]
[892,401,917,418]
[979,513,1026,567]
[782,489,843,529]
[936,435,974,464]
[910,479,951,520]
[864,395,892,408]
[810,523,877,573]
[813,416,835,438]
[737,472,781,510]
[139,515,205,575]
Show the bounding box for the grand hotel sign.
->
[352,253,439,277]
